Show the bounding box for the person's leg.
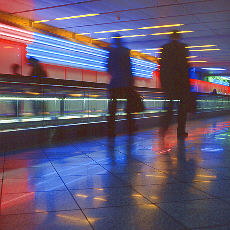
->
[177,97,188,138]
[159,98,173,136]
[126,89,135,134]
[108,89,117,136]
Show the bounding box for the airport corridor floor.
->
[1,115,230,230]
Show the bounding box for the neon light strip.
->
[34,33,108,54]
[0,23,33,35]
[0,32,33,43]
[26,47,105,65]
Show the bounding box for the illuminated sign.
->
[205,76,229,86]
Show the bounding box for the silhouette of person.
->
[106,34,134,137]
[28,57,48,116]
[11,64,22,117]
[159,30,191,139]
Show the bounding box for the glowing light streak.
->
[146,48,163,51]
[0,23,34,35]
[0,32,33,43]
[94,24,184,34]
[93,197,107,201]
[190,49,221,51]
[34,13,100,23]
[186,56,198,58]
[76,194,88,198]
[112,34,147,38]
[95,28,134,33]
[202,68,226,71]
[2,192,35,207]
[186,45,216,48]
[188,60,207,63]
[196,175,216,178]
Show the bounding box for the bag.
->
[129,90,145,113]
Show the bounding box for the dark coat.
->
[159,40,191,98]
[106,46,133,89]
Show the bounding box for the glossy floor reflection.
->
[1,116,230,229]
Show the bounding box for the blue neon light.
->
[26,32,157,78]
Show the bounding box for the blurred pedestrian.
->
[106,34,134,137]
[11,64,22,117]
[159,30,191,139]
[28,57,48,116]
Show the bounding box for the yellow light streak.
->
[132,194,143,197]
[57,214,99,225]
[155,51,162,53]
[188,60,207,63]
[34,14,100,23]
[138,24,184,29]
[112,34,147,38]
[93,24,184,34]
[186,45,216,48]
[54,13,100,21]
[146,48,163,50]
[177,30,194,33]
[92,38,107,40]
[132,49,142,52]
[196,174,216,178]
[190,49,221,51]
[95,28,134,34]
[186,56,198,58]
[33,20,50,24]
[79,33,91,35]
[143,52,151,55]
[151,32,173,36]
[150,196,159,199]
[76,194,88,198]
[93,197,107,202]
[95,188,104,191]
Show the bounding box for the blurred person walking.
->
[11,64,22,117]
[28,57,48,116]
[106,34,134,137]
[159,30,191,139]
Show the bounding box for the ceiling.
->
[1,0,230,71]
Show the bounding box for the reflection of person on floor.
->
[159,30,191,139]
[106,34,134,137]
[11,64,22,117]
[28,57,48,116]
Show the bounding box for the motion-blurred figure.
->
[11,64,21,77]
[106,34,134,137]
[159,30,191,139]
[28,57,48,116]
[11,64,22,117]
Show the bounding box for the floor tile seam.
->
[2,188,71,195]
[189,183,230,206]
[0,208,84,217]
[191,221,230,229]
[68,185,132,191]
[87,155,189,230]
[151,197,226,205]
[43,150,95,230]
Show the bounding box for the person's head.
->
[111,33,123,47]
[11,64,20,75]
[28,56,39,66]
[169,30,181,41]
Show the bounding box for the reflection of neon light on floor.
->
[1,192,35,208]
[56,214,100,225]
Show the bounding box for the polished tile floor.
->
[1,116,230,230]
